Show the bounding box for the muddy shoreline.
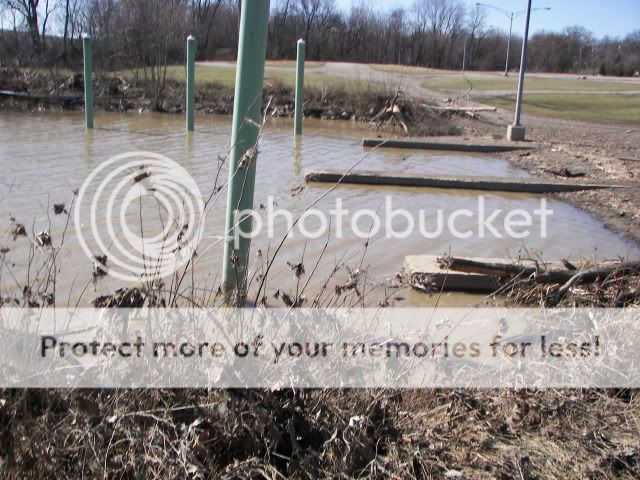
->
[422,109,640,249]
[0,67,458,137]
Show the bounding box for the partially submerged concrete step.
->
[403,256,565,293]
[363,138,533,153]
[305,169,616,194]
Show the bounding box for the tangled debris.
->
[435,255,640,307]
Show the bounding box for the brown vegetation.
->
[1,388,638,478]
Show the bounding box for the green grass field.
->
[160,64,365,91]
[486,93,640,125]
[422,75,640,93]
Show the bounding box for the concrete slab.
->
[304,169,617,193]
[403,256,565,293]
[362,138,533,153]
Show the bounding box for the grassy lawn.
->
[422,75,640,93]
[160,64,366,91]
[486,93,640,125]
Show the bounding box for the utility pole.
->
[476,3,550,77]
[462,36,467,73]
[505,13,513,75]
[222,0,271,304]
[507,0,532,141]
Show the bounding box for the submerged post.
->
[294,39,305,135]
[186,35,196,132]
[82,33,93,129]
[222,0,270,303]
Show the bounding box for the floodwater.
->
[0,111,637,307]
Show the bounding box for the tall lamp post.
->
[476,3,550,76]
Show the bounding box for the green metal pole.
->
[294,39,305,135]
[222,0,270,303]
[82,33,93,129]
[186,35,196,132]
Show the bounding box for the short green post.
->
[222,0,270,303]
[82,33,93,129]
[186,35,196,132]
[294,39,305,135]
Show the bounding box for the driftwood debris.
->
[437,256,640,286]
[370,91,410,134]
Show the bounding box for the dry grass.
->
[1,387,638,478]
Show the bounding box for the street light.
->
[476,2,550,76]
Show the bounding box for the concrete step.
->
[305,168,617,193]
[362,138,533,153]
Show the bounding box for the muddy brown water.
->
[0,111,637,307]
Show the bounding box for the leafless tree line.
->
[1,0,639,76]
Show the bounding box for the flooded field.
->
[0,111,637,307]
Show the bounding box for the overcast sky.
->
[334,0,640,38]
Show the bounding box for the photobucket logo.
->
[233,196,553,246]
[74,152,205,282]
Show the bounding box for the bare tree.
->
[3,0,41,48]
[413,0,465,68]
[190,0,223,57]
[295,0,335,53]
[466,3,487,69]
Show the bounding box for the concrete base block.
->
[507,124,526,141]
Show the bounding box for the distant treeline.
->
[1,0,639,76]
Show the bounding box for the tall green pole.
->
[222,0,270,303]
[82,33,93,130]
[186,35,196,132]
[294,39,305,136]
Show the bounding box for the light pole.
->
[512,0,532,135]
[476,3,550,76]
[462,35,467,73]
